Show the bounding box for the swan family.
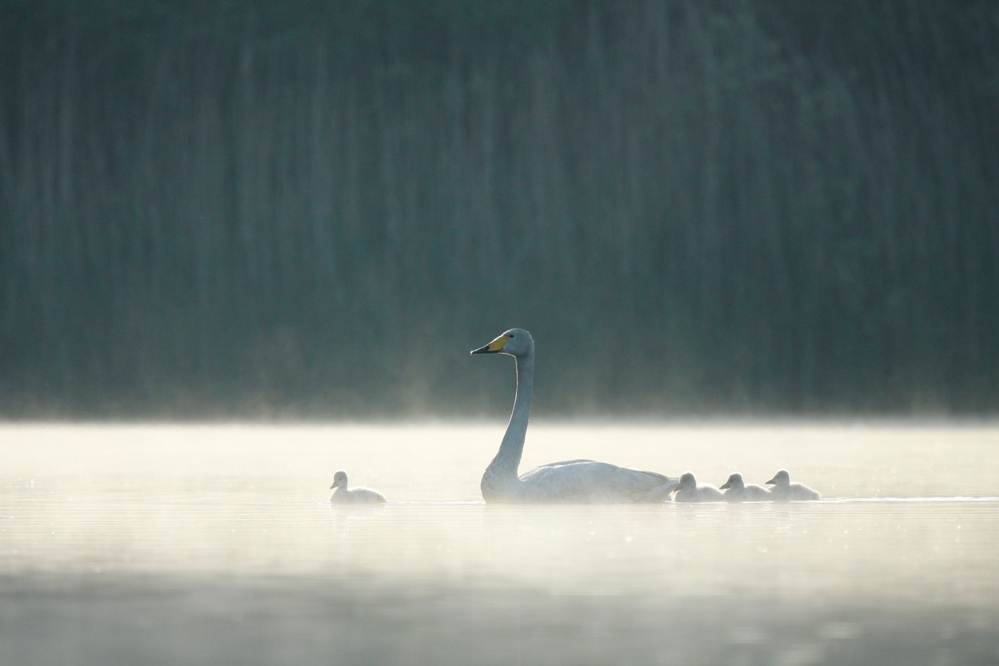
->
[327,328,821,505]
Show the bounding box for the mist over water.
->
[2,423,998,664]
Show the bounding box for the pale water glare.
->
[1,422,998,665]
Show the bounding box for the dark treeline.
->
[1,0,997,418]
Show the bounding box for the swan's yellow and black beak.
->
[471,334,509,355]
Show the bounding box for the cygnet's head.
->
[765,469,790,487]
[676,472,697,491]
[719,473,744,490]
[470,328,534,358]
[330,470,349,490]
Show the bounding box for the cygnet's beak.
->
[765,477,776,485]
[471,334,508,355]
[329,480,340,489]
[719,481,731,490]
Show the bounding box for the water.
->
[2,422,998,664]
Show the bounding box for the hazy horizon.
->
[3,422,998,664]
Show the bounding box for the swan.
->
[764,469,820,501]
[719,473,771,502]
[470,328,679,503]
[672,472,724,502]
[328,470,386,504]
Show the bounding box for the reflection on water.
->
[1,422,998,664]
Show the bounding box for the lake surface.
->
[1,422,997,665]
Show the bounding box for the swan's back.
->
[513,460,678,503]
[739,484,772,501]
[675,486,724,502]
[724,484,772,502]
[785,484,821,501]
[329,486,387,504]
[769,484,821,502]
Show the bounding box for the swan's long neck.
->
[482,351,533,496]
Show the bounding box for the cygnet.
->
[764,469,820,501]
[719,473,772,502]
[328,470,386,504]
[673,472,724,503]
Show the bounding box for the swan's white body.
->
[765,469,820,502]
[719,473,772,502]
[471,329,678,503]
[672,472,724,503]
[328,470,386,504]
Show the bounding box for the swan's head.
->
[470,328,534,358]
[330,470,349,490]
[765,469,790,487]
[676,472,696,491]
[719,473,744,490]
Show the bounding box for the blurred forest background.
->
[0,0,997,418]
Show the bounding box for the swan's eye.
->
[508,334,514,338]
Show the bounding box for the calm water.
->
[1,422,997,665]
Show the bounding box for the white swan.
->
[765,469,820,501]
[328,470,386,504]
[719,473,772,502]
[672,472,724,502]
[471,329,679,503]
